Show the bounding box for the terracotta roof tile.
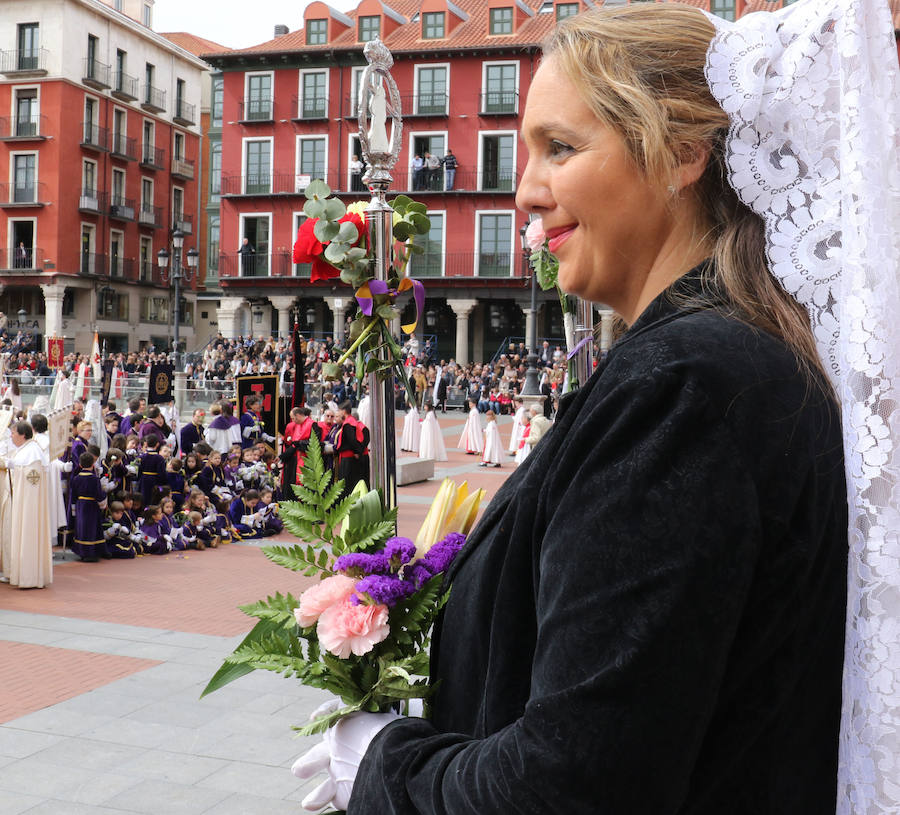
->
[161,32,232,56]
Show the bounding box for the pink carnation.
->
[317,598,390,658]
[524,218,547,252]
[295,575,357,628]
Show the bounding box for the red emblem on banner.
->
[47,337,64,369]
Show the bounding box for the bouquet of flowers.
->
[202,433,484,736]
[524,218,583,391]
[291,180,431,402]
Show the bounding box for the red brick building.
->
[203,0,897,364]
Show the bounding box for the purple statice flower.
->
[403,561,435,591]
[353,574,417,607]
[383,537,417,568]
[421,532,465,576]
[334,552,392,578]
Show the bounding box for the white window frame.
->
[10,150,38,202]
[81,158,98,203]
[298,68,329,120]
[238,212,272,276]
[172,184,185,224]
[409,208,446,277]
[112,104,128,152]
[474,209,516,278]
[350,66,366,117]
[140,175,154,213]
[8,216,37,257]
[292,210,310,277]
[244,70,274,120]
[406,129,449,190]
[111,166,126,200]
[142,117,155,157]
[241,136,274,194]
[80,221,97,275]
[295,134,329,191]
[346,131,364,190]
[108,227,126,279]
[173,130,185,162]
[481,60,519,115]
[83,91,101,129]
[139,234,153,281]
[477,129,518,192]
[10,83,40,121]
[412,62,450,116]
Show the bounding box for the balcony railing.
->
[79,188,101,212]
[0,114,48,140]
[141,144,165,170]
[137,259,163,284]
[477,253,514,277]
[0,181,47,206]
[408,92,449,116]
[112,71,139,101]
[81,122,110,151]
[138,203,162,228]
[239,98,274,122]
[386,168,519,194]
[0,246,43,271]
[171,157,194,180]
[292,95,328,120]
[80,252,105,276]
[221,170,344,197]
[110,132,137,160]
[108,195,136,221]
[83,58,111,89]
[1,48,49,75]
[107,256,135,280]
[174,99,195,126]
[142,85,166,113]
[174,214,193,234]
[479,91,519,115]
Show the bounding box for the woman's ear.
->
[674,141,713,191]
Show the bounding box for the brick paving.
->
[0,412,517,813]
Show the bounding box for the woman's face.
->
[517,57,688,323]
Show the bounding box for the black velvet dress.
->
[351,271,848,814]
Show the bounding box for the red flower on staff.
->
[293,219,338,282]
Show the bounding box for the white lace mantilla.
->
[704,1,900,812]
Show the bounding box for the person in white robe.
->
[1,421,52,588]
[31,414,67,545]
[480,410,503,468]
[400,404,421,454]
[53,372,74,411]
[508,398,527,455]
[458,400,484,455]
[515,414,532,466]
[357,393,372,433]
[418,404,447,462]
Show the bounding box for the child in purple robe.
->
[159,497,184,551]
[137,436,166,507]
[181,511,208,550]
[70,452,106,562]
[257,487,284,535]
[166,458,186,508]
[103,501,137,559]
[228,489,265,538]
[140,505,169,555]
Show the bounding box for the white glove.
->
[291,703,401,812]
[263,433,275,443]
[242,425,253,439]
[166,433,176,447]
[130,532,142,544]
[165,538,173,552]
[63,461,74,473]
[324,443,334,454]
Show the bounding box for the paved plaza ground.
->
[0,412,515,814]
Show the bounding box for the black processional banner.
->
[148,363,174,405]
[236,374,279,440]
[100,360,114,407]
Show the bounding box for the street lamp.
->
[157,228,197,369]
[519,223,542,399]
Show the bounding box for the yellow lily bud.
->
[414,479,485,559]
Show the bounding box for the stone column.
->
[41,283,66,345]
[269,296,296,340]
[325,297,347,347]
[599,308,615,353]
[521,307,535,354]
[448,299,478,365]
[217,296,244,339]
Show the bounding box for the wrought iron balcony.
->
[220,170,343,197]
[142,84,166,113]
[112,71,139,101]
[80,252,106,277]
[0,48,49,76]
[138,203,162,228]
[108,195,136,221]
[239,98,274,122]
[479,91,519,115]
[0,181,48,207]
[79,188,101,213]
[83,58,111,90]
[81,122,110,151]
[107,256,135,280]
[292,95,328,121]
[110,132,137,160]
[140,144,165,170]
[0,114,48,140]
[174,99,196,126]
[0,246,43,271]
[174,214,193,234]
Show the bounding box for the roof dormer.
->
[486,0,534,36]
[418,0,469,40]
[303,2,353,46]
[356,0,408,43]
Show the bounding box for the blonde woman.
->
[294,3,898,811]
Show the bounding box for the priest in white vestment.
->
[31,414,67,544]
[2,421,52,588]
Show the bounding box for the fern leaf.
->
[263,543,334,576]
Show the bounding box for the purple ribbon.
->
[566,335,593,361]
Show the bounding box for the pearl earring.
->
[667,184,678,195]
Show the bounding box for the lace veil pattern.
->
[704,1,900,811]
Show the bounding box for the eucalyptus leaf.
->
[337,220,359,243]
[304,199,326,219]
[304,179,331,200]
[409,212,431,233]
[406,201,427,215]
[340,269,357,285]
[376,304,398,321]
[314,220,341,242]
[391,194,412,214]
[393,222,412,241]
[324,242,348,263]
[324,197,347,221]
[345,247,368,261]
